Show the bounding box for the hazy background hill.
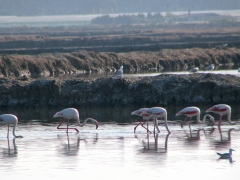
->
[0,0,240,16]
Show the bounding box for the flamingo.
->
[141,107,171,134]
[53,108,98,133]
[176,106,215,127]
[0,114,23,138]
[205,104,235,127]
[131,108,151,133]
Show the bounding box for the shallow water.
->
[1,122,240,180]
[35,68,240,80]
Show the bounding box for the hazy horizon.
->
[0,0,239,16]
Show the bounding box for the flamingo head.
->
[94,119,99,129]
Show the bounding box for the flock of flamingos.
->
[0,103,238,159]
[0,103,237,139]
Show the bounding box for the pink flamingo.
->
[141,107,171,134]
[206,104,235,127]
[176,106,215,127]
[53,108,98,133]
[0,114,23,138]
[131,108,151,133]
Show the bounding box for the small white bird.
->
[0,114,23,138]
[114,66,123,78]
[206,64,215,71]
[217,148,235,159]
[53,108,98,133]
[190,67,199,73]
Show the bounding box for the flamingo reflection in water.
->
[213,127,234,145]
[3,138,18,157]
[58,135,87,156]
[0,114,23,138]
[176,106,215,130]
[135,133,171,153]
[205,104,237,127]
[53,108,98,133]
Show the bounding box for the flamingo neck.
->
[227,112,235,125]
[196,113,201,123]
[163,113,171,134]
[12,123,23,138]
[201,114,214,124]
[77,118,98,129]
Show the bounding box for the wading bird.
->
[141,107,171,134]
[176,106,215,128]
[131,108,151,133]
[217,148,235,159]
[53,108,98,133]
[206,104,235,127]
[0,114,23,138]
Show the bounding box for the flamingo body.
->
[141,107,171,133]
[53,108,79,121]
[0,114,19,124]
[176,106,215,126]
[0,114,23,138]
[206,104,230,114]
[206,104,235,126]
[176,107,200,117]
[53,108,98,133]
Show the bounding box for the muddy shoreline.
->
[0,73,239,108]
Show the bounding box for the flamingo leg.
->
[154,117,160,134]
[189,117,192,132]
[7,124,9,138]
[181,117,189,128]
[141,121,152,133]
[218,115,222,127]
[57,119,79,133]
[134,120,143,133]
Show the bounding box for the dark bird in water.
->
[217,148,235,159]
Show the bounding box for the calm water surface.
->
[1,105,240,179]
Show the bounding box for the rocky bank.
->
[0,73,239,108]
